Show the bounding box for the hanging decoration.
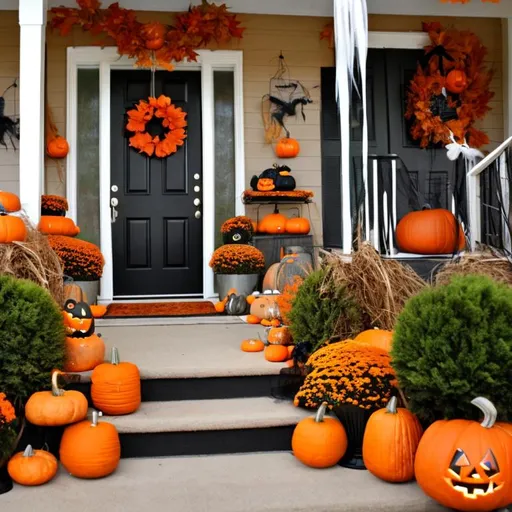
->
[50,0,245,71]
[46,104,69,159]
[126,95,187,158]
[405,23,494,164]
[0,79,19,151]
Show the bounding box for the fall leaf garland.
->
[50,0,245,71]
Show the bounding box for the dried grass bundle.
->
[435,250,512,287]
[320,244,427,331]
[0,219,64,306]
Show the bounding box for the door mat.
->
[104,301,219,318]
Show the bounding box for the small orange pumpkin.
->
[267,326,292,345]
[7,445,58,486]
[246,314,261,324]
[264,344,289,362]
[0,212,27,243]
[285,217,310,235]
[257,178,275,191]
[60,410,121,479]
[140,22,166,50]
[64,334,106,372]
[241,339,265,352]
[215,300,226,313]
[90,304,107,318]
[47,136,69,159]
[354,328,394,352]
[259,207,287,235]
[38,216,80,237]
[292,402,348,468]
[275,137,300,158]
[0,190,21,212]
[446,69,468,94]
[91,347,141,416]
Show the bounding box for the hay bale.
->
[0,219,64,306]
[435,251,512,287]
[320,244,427,331]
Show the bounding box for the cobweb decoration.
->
[0,79,19,150]
[261,54,313,142]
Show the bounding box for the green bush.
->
[288,268,362,351]
[391,274,512,422]
[0,275,66,409]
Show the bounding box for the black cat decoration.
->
[250,164,296,192]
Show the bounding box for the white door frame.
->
[66,47,245,303]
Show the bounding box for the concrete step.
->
[2,452,449,512]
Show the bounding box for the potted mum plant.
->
[209,244,265,298]
[0,393,17,494]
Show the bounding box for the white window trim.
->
[66,47,245,302]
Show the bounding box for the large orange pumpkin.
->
[0,212,27,243]
[7,445,58,486]
[60,410,121,479]
[47,136,69,159]
[259,208,287,234]
[38,216,80,237]
[396,208,465,255]
[91,347,141,416]
[275,137,300,158]
[292,402,348,468]
[362,396,423,482]
[415,397,512,512]
[25,370,88,427]
[446,69,468,94]
[354,328,394,352]
[0,190,21,212]
[285,217,310,235]
[64,334,106,372]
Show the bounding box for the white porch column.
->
[503,18,512,138]
[18,0,47,224]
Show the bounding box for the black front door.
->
[321,49,457,249]
[110,70,203,297]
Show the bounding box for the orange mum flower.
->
[0,393,15,424]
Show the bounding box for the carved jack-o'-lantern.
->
[257,178,275,192]
[62,299,95,338]
[415,397,512,512]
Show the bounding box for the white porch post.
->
[503,18,512,138]
[18,0,47,224]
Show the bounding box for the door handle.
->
[110,197,119,223]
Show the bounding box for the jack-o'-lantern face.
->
[62,299,95,338]
[257,178,275,191]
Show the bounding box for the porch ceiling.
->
[5,0,512,17]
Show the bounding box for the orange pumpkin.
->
[257,178,275,191]
[246,314,261,324]
[249,295,279,320]
[38,216,80,237]
[25,370,88,427]
[0,190,21,212]
[362,396,423,482]
[275,137,300,158]
[60,410,121,479]
[91,347,141,416]
[285,217,310,235]
[415,397,512,512]
[140,21,166,50]
[264,344,289,362]
[292,402,348,468]
[446,69,468,94]
[64,334,106,372]
[0,212,27,243]
[47,136,69,159]
[64,283,87,303]
[354,328,394,352]
[215,300,226,313]
[267,326,292,345]
[145,37,165,50]
[396,208,465,255]
[90,304,107,318]
[241,339,265,352]
[7,445,58,486]
[259,208,287,235]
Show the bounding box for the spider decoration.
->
[0,79,19,150]
[261,54,313,142]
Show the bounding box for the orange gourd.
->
[90,304,107,318]
[7,445,58,486]
[415,397,512,512]
[362,396,423,482]
[24,370,88,427]
[396,207,465,255]
[267,326,292,345]
[246,314,261,324]
[241,339,265,352]
[446,69,468,94]
[0,190,21,212]
[0,212,27,243]
[259,207,287,234]
[91,347,141,416]
[354,328,394,352]
[47,136,69,159]
[285,217,310,235]
[60,410,121,479]
[264,344,289,362]
[292,402,348,468]
[275,137,300,158]
[64,334,106,372]
[38,216,80,236]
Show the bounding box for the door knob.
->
[111,197,119,207]
[194,198,201,206]
[195,211,202,219]
[110,197,119,223]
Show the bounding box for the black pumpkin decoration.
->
[225,293,249,316]
[62,299,95,338]
[250,164,296,192]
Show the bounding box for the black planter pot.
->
[17,422,65,459]
[333,404,376,470]
[0,464,13,495]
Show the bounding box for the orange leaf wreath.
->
[50,0,245,71]
[126,95,188,158]
[405,24,494,149]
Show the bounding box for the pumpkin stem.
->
[51,370,64,397]
[23,445,34,457]
[315,402,328,422]
[471,397,497,429]
[385,396,398,414]
[111,347,120,366]
[91,410,102,427]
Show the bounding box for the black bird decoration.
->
[0,80,19,150]
[267,96,313,138]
